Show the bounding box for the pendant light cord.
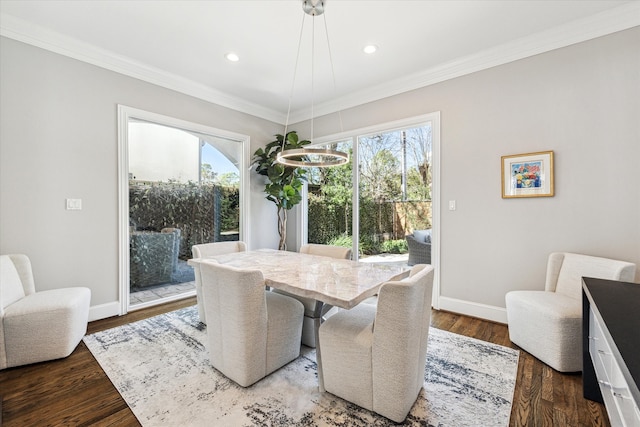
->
[310,15,315,144]
[275,0,349,168]
[283,2,345,146]
[323,12,344,135]
[283,12,308,148]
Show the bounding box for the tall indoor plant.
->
[252,131,310,250]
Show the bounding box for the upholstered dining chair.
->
[273,243,352,347]
[199,260,304,387]
[505,252,636,372]
[318,264,434,423]
[299,243,352,259]
[1,254,91,370]
[191,241,247,323]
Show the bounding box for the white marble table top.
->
[189,249,409,309]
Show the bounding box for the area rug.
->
[84,306,519,426]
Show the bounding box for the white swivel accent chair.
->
[273,243,352,347]
[199,260,304,387]
[1,254,91,369]
[319,264,434,423]
[191,241,246,323]
[505,252,636,372]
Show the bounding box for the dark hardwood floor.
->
[1,297,610,426]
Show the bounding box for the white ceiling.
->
[1,1,638,124]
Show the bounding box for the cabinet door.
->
[589,309,613,382]
[609,359,640,427]
[590,308,640,427]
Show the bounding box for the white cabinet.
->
[589,307,640,427]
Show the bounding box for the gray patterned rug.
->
[84,306,519,426]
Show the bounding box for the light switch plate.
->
[448,200,456,211]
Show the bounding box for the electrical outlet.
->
[66,198,82,210]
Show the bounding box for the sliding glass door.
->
[305,115,435,267]
[306,139,354,248]
[357,125,432,264]
[118,106,249,312]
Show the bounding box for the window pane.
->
[128,120,242,306]
[358,124,432,261]
[306,140,353,250]
[304,121,432,265]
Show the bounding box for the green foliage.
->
[309,193,431,255]
[218,186,240,231]
[357,127,432,203]
[406,168,431,200]
[129,181,239,259]
[253,131,312,249]
[201,163,217,183]
[327,234,352,248]
[308,193,350,244]
[325,234,377,254]
[380,239,408,254]
[325,234,407,256]
[215,172,240,187]
[252,131,310,211]
[365,149,402,201]
[357,234,379,255]
[307,125,433,254]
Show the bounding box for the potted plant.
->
[252,131,310,250]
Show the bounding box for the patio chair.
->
[161,227,182,276]
[130,229,179,288]
[406,229,431,266]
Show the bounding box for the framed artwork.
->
[501,151,554,198]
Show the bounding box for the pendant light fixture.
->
[276,0,349,168]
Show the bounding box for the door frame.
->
[298,112,441,309]
[117,105,251,314]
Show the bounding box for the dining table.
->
[188,248,410,391]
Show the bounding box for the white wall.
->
[1,27,638,324]
[0,37,283,315]
[297,27,640,322]
[129,122,200,183]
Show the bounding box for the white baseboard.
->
[437,296,508,324]
[88,301,121,322]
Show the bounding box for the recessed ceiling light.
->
[225,52,240,62]
[363,45,378,54]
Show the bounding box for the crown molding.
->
[288,2,640,124]
[2,3,639,125]
[0,14,286,124]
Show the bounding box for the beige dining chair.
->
[1,254,91,369]
[505,252,635,372]
[199,260,304,387]
[191,241,247,323]
[273,243,352,347]
[318,264,434,423]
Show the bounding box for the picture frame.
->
[501,151,554,198]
